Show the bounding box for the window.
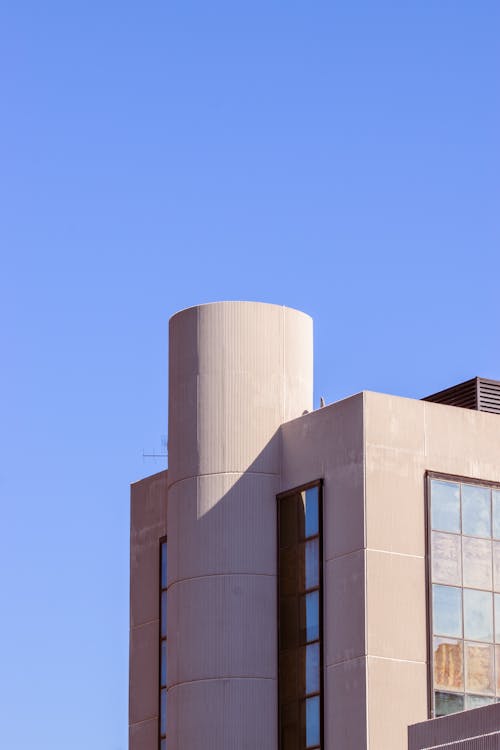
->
[428,476,500,717]
[159,539,167,749]
[278,482,323,750]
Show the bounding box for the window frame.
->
[277,479,324,750]
[158,536,167,749]
[426,471,500,718]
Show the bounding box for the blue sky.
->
[1,2,499,748]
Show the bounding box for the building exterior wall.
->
[167,301,313,750]
[129,470,168,750]
[409,702,500,749]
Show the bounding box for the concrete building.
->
[129,301,500,750]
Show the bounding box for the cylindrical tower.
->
[167,301,313,749]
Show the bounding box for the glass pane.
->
[432,532,461,585]
[493,543,500,593]
[161,541,168,589]
[280,494,301,548]
[160,687,167,735]
[281,701,301,750]
[435,691,464,717]
[433,585,462,638]
[465,642,494,694]
[161,590,167,638]
[305,540,319,590]
[305,696,320,747]
[306,643,320,695]
[493,491,500,540]
[304,591,319,643]
[304,488,319,538]
[280,545,300,597]
[161,640,167,687]
[465,694,494,709]
[495,595,500,642]
[161,741,167,750]
[431,480,460,533]
[462,537,492,589]
[464,589,493,642]
[280,596,299,650]
[433,638,463,691]
[462,484,491,538]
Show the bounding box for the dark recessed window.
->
[428,476,500,717]
[278,483,323,750]
[159,539,167,748]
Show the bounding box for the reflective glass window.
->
[435,691,464,717]
[160,687,167,735]
[433,638,463,691]
[493,491,500,540]
[431,481,460,533]
[465,642,494,695]
[304,489,319,538]
[433,585,462,638]
[432,532,461,586]
[462,484,491,538]
[305,696,320,748]
[161,591,167,638]
[304,540,319,590]
[306,643,320,695]
[160,538,168,747]
[161,641,167,687]
[304,591,320,643]
[465,694,494,709]
[495,595,500,643]
[493,543,500,593]
[464,589,493,642]
[462,537,492,590]
[161,541,167,588]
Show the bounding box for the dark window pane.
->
[493,491,500,540]
[304,696,320,747]
[464,589,493,642]
[161,541,168,589]
[302,591,319,643]
[161,590,167,638]
[462,484,491,538]
[466,694,494,709]
[160,687,167,735]
[161,640,167,687]
[433,638,463,691]
[305,540,319,590]
[281,701,302,750]
[305,488,319,538]
[435,691,464,716]
[433,585,462,638]
[280,650,300,704]
[306,643,320,695]
[280,494,301,548]
[280,545,300,597]
[431,481,460,533]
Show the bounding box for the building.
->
[129,301,500,750]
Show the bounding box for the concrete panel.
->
[367,656,427,750]
[130,470,168,628]
[366,446,426,556]
[168,678,277,750]
[365,391,426,455]
[325,550,365,666]
[325,657,367,750]
[281,394,364,559]
[129,621,159,725]
[168,574,276,686]
[167,473,279,584]
[129,718,157,750]
[424,401,500,481]
[284,305,314,422]
[366,549,426,662]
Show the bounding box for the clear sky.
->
[1,1,499,748]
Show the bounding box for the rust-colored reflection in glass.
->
[462,537,492,590]
[465,642,494,695]
[433,638,463,691]
[432,532,461,586]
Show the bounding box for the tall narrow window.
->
[159,539,167,749]
[428,475,500,718]
[278,482,323,750]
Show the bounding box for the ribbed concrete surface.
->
[167,301,313,750]
[409,702,500,750]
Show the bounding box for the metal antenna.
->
[143,434,168,463]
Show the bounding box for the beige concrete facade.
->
[129,301,500,750]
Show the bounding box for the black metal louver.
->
[423,377,500,415]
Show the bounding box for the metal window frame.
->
[277,479,324,750]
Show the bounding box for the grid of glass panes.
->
[159,539,167,750]
[278,485,322,750]
[430,478,500,717]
